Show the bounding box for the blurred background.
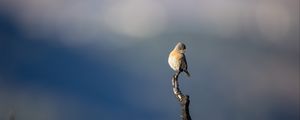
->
[0,0,299,120]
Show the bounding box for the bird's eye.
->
[181,44,186,50]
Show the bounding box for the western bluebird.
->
[168,42,190,77]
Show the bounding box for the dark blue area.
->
[0,13,135,113]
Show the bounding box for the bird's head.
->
[174,42,186,53]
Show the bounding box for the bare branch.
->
[172,71,192,120]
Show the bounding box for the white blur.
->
[0,0,298,48]
[103,0,167,38]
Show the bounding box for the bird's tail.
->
[184,70,190,77]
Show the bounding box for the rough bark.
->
[172,72,192,120]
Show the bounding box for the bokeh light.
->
[0,0,299,120]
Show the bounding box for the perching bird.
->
[168,42,190,77]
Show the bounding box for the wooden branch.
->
[172,72,192,120]
[9,110,15,120]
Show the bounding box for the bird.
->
[168,42,190,77]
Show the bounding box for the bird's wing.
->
[181,54,188,71]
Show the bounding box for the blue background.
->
[0,0,299,120]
